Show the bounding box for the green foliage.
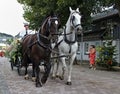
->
[17,0,120,30]
[6,38,14,45]
[6,39,22,64]
[96,40,117,69]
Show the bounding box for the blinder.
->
[46,16,59,37]
[48,17,58,28]
[45,16,59,43]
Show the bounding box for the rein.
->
[51,31,72,36]
[25,31,51,51]
[36,31,61,55]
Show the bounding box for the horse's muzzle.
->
[76,25,82,32]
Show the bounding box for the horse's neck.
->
[38,31,50,45]
[41,26,47,36]
[41,18,49,36]
[65,18,76,42]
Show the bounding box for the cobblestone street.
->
[0,57,120,94]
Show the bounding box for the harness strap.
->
[28,41,38,48]
[30,30,59,55]
[69,44,71,53]
[64,26,77,44]
[54,39,63,48]
[37,32,51,49]
[25,32,50,50]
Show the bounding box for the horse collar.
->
[64,26,77,45]
[37,32,51,49]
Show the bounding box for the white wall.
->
[76,40,101,61]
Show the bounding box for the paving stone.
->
[0,57,120,94]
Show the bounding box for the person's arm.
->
[91,49,96,54]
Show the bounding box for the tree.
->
[6,38,14,45]
[96,22,118,70]
[17,0,120,30]
[96,40,117,70]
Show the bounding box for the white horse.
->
[51,7,82,85]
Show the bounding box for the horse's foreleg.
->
[66,54,76,85]
[24,66,29,79]
[51,53,57,79]
[22,55,29,79]
[24,63,29,80]
[32,63,36,82]
[35,65,42,87]
[56,59,60,78]
[41,62,51,84]
[60,57,66,80]
[51,60,57,79]
[51,58,60,79]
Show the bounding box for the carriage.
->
[7,39,22,75]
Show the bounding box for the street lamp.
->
[24,23,29,35]
[80,32,83,64]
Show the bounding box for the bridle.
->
[41,16,59,41]
[70,11,81,29]
[46,17,58,36]
[47,16,59,35]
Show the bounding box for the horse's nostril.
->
[77,28,80,31]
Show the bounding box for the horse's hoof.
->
[24,77,29,80]
[66,82,72,85]
[24,74,29,80]
[41,77,47,84]
[51,76,56,80]
[32,77,36,82]
[59,76,64,80]
[56,75,59,78]
[36,82,42,87]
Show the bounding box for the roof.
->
[0,43,6,46]
[92,8,119,21]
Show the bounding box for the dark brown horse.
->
[21,14,61,87]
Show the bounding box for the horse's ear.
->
[69,7,73,12]
[76,8,79,12]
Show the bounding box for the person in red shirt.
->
[89,45,96,70]
[0,50,4,57]
[0,51,2,57]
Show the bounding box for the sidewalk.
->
[76,60,120,71]
[0,73,10,94]
[0,57,11,94]
[1,57,120,94]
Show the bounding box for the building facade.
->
[0,32,13,51]
[77,8,120,64]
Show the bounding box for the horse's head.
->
[41,13,61,43]
[69,7,82,33]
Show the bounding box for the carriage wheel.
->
[11,62,14,70]
[16,57,21,75]
[10,58,14,70]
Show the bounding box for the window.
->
[84,42,89,55]
[100,21,106,29]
